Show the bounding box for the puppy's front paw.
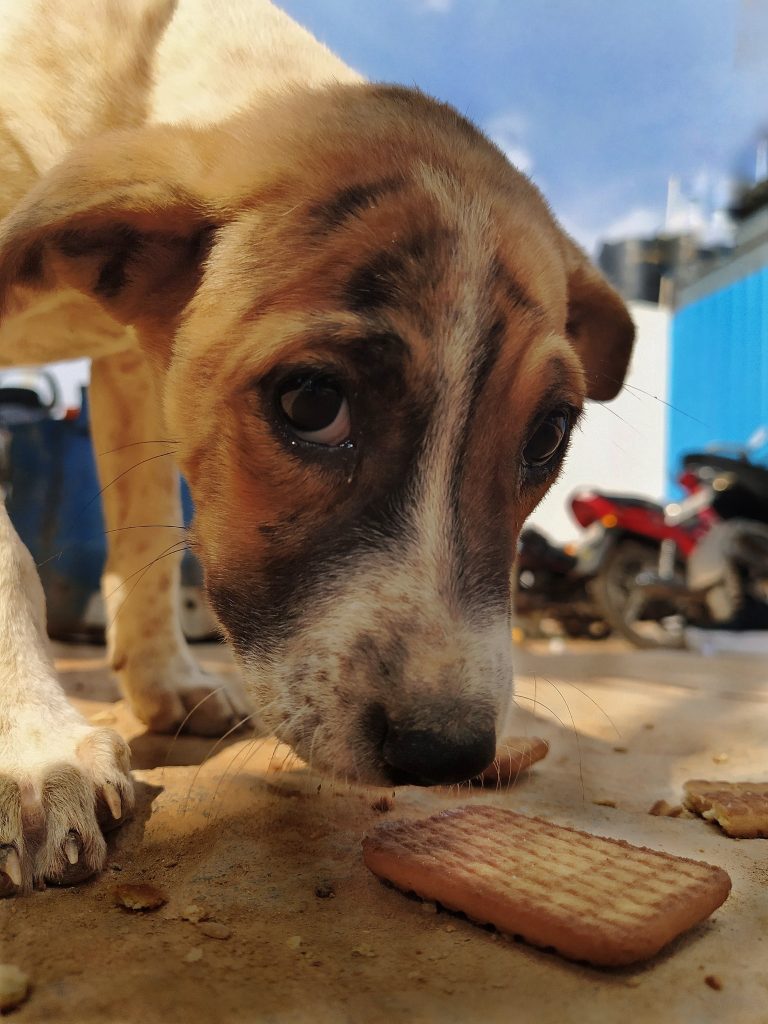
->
[0,721,134,896]
[119,652,252,737]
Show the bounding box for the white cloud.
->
[600,206,663,243]
[484,111,534,174]
[665,170,735,246]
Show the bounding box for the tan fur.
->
[0,0,634,888]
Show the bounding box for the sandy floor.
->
[3,639,768,1024]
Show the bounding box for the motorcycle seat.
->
[683,453,768,505]
[595,493,663,513]
[518,528,577,573]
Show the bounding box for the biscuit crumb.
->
[113,884,167,912]
[649,800,684,817]
[351,944,377,958]
[371,796,394,813]
[314,884,335,899]
[181,904,208,923]
[197,921,231,940]
[0,964,30,1012]
[593,799,617,808]
[712,753,729,764]
[287,936,303,950]
[704,974,723,991]
[183,949,203,964]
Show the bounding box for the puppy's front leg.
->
[0,500,133,894]
[89,349,250,736]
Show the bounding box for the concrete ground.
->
[3,639,768,1024]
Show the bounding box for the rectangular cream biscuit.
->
[363,806,731,967]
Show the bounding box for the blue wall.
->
[668,266,768,493]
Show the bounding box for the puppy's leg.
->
[89,349,250,736]
[0,499,133,895]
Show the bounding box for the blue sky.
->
[281,0,768,254]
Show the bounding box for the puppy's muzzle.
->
[363,699,497,787]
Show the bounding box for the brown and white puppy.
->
[0,0,633,891]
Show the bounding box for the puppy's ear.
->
[561,234,635,401]
[0,126,219,344]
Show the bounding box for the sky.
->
[280,0,768,255]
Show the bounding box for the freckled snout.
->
[363,700,497,786]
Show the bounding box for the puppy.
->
[0,0,633,893]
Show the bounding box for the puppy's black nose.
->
[365,703,496,786]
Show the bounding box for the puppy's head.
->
[0,85,633,784]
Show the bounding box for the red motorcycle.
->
[569,429,768,648]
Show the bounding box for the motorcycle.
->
[513,525,611,640]
[570,428,768,649]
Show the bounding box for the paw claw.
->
[64,834,80,866]
[0,845,23,890]
[2,716,133,895]
[102,783,122,821]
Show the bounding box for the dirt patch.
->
[3,641,768,1023]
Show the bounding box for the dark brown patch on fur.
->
[310,177,405,233]
[53,224,139,300]
[203,329,434,659]
[52,223,215,307]
[95,249,131,299]
[344,229,454,318]
[345,247,408,313]
[491,255,535,311]
[18,243,44,284]
[566,269,635,400]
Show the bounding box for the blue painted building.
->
[668,187,768,491]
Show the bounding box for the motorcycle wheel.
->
[592,539,687,649]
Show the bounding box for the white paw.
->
[0,711,134,896]
[118,652,252,737]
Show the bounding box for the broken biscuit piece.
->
[683,780,768,839]
[649,800,684,818]
[474,737,549,786]
[362,806,731,967]
[113,883,167,911]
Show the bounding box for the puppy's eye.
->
[522,408,571,468]
[278,374,351,445]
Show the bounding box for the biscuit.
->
[362,806,731,967]
[474,737,549,785]
[683,780,768,839]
